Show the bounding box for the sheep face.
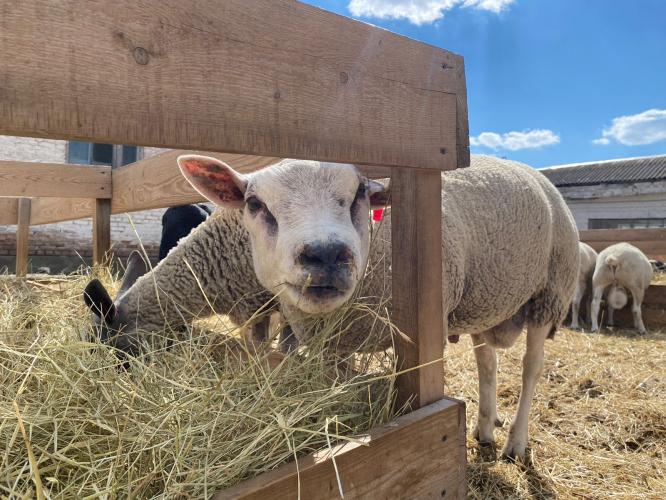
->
[178,155,389,315]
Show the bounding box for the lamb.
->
[159,203,212,260]
[172,153,579,461]
[83,208,276,356]
[590,242,653,334]
[570,242,598,329]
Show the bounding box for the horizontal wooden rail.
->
[0,151,392,226]
[0,161,111,199]
[580,228,666,260]
[0,198,19,225]
[0,0,467,171]
[215,397,466,499]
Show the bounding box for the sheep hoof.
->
[501,436,528,464]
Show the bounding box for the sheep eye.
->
[245,196,263,214]
[355,183,367,199]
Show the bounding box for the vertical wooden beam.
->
[392,168,445,410]
[16,198,31,277]
[93,199,111,264]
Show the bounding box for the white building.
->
[540,155,666,230]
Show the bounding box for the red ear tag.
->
[372,209,384,222]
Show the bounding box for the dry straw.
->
[0,271,397,498]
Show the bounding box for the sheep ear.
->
[368,179,390,208]
[83,279,116,322]
[119,251,149,294]
[177,155,248,208]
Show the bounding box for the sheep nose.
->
[297,242,352,268]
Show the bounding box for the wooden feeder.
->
[0,0,470,497]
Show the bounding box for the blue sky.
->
[303,0,666,167]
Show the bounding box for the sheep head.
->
[177,155,389,315]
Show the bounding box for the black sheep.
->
[158,204,212,261]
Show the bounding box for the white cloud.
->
[470,129,560,151]
[594,109,666,146]
[348,0,514,25]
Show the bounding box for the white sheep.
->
[590,242,653,334]
[570,242,598,329]
[173,154,579,461]
[83,210,276,356]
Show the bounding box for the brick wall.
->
[0,136,168,261]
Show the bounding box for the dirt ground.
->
[443,327,666,499]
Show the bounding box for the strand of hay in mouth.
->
[0,272,398,498]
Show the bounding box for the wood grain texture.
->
[0,0,464,170]
[16,199,31,277]
[580,228,666,260]
[214,398,465,499]
[93,199,111,264]
[0,161,111,198]
[0,198,19,225]
[454,59,470,168]
[391,168,445,410]
[111,151,279,213]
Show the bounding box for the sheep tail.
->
[605,255,620,268]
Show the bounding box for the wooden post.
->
[16,198,31,277]
[93,199,111,265]
[392,168,445,410]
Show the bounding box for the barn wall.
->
[562,192,666,230]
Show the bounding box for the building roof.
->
[539,155,666,187]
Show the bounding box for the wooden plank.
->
[0,0,463,171]
[29,198,95,226]
[583,241,666,261]
[215,398,465,499]
[580,228,666,243]
[0,161,111,198]
[16,198,31,277]
[391,168,445,410]
[111,151,279,213]
[454,59,470,168]
[608,284,666,329]
[25,151,391,225]
[0,198,19,225]
[93,199,111,264]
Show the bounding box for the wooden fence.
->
[580,228,666,261]
[0,0,469,496]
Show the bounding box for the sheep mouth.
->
[287,283,347,301]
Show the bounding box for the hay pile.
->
[445,326,666,498]
[0,272,396,498]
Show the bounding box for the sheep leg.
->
[278,324,299,353]
[471,334,501,444]
[501,322,550,462]
[590,286,605,332]
[606,300,615,327]
[629,287,647,334]
[570,283,584,329]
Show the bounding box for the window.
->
[589,218,666,229]
[67,142,138,167]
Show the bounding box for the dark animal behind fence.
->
[159,204,212,260]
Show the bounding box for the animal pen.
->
[0,0,469,497]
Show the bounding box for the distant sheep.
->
[159,204,212,260]
[570,242,598,329]
[172,154,579,461]
[590,242,653,334]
